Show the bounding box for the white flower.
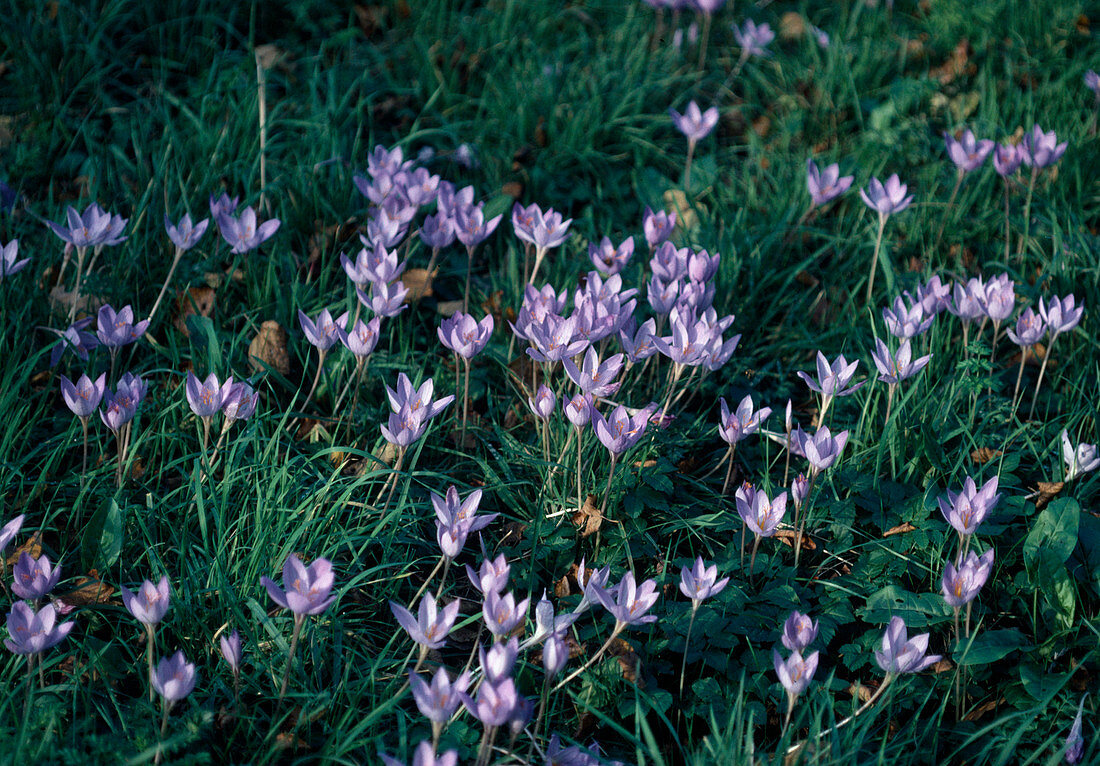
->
[1062,430,1100,482]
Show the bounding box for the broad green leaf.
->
[81,497,123,571]
[1019,663,1072,702]
[1023,498,1080,566]
[952,629,1028,666]
[861,585,954,627]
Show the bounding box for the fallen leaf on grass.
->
[610,637,642,685]
[6,531,42,567]
[779,12,805,40]
[436,300,464,318]
[572,494,603,538]
[774,528,816,550]
[401,268,435,301]
[964,697,1003,722]
[663,189,699,231]
[57,571,115,609]
[883,522,917,537]
[1034,481,1063,509]
[248,320,290,375]
[930,658,954,674]
[970,447,1002,465]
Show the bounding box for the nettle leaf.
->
[1023,498,1080,567]
[861,584,953,628]
[952,629,1028,666]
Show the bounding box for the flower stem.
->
[1017,166,1038,257]
[683,139,696,192]
[1028,335,1056,419]
[277,614,305,702]
[552,624,623,692]
[302,349,327,411]
[464,245,475,313]
[147,624,156,703]
[148,245,185,326]
[1002,178,1011,264]
[933,170,963,256]
[865,214,886,305]
[678,606,699,699]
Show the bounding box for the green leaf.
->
[81,498,123,571]
[952,629,1028,666]
[1023,498,1080,567]
[861,585,954,628]
[1019,663,1072,702]
[186,314,222,372]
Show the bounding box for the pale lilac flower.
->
[390,593,461,650]
[0,515,25,557]
[219,630,242,674]
[512,202,540,244]
[736,485,787,537]
[993,143,1023,177]
[385,373,454,420]
[152,651,197,702]
[47,203,125,248]
[871,338,931,385]
[678,557,729,609]
[99,373,148,431]
[357,279,410,318]
[401,167,441,207]
[186,372,235,419]
[298,308,342,351]
[479,637,519,682]
[947,278,988,324]
[381,409,428,448]
[216,205,280,253]
[454,203,502,248]
[381,741,458,766]
[120,576,171,625]
[650,241,689,283]
[433,486,496,539]
[1062,431,1100,482]
[915,275,952,315]
[466,554,510,596]
[938,476,1000,536]
[337,315,382,358]
[60,373,107,419]
[791,474,810,510]
[527,591,580,647]
[49,318,100,366]
[1020,125,1067,169]
[96,304,149,348]
[810,25,829,48]
[410,667,471,723]
[12,553,61,600]
[164,213,210,251]
[795,426,849,475]
[875,616,941,675]
[718,395,770,445]
[980,274,1015,323]
[1006,308,1045,347]
[222,382,259,421]
[588,571,660,627]
[525,314,588,362]
[0,239,29,278]
[366,145,412,179]
[592,404,649,456]
[1039,294,1084,338]
[483,590,530,638]
[620,318,660,362]
[860,174,913,216]
[806,159,853,208]
[454,143,478,169]
[544,633,569,677]
[261,555,336,616]
[774,649,819,696]
[1087,70,1100,99]
[782,611,819,652]
[882,295,933,339]
[670,101,719,143]
[564,393,593,429]
[1065,694,1087,765]
[438,312,493,359]
[420,212,456,250]
[528,384,557,420]
[563,348,624,397]
[529,207,572,252]
[732,19,775,57]
[642,206,676,249]
[5,602,74,655]
[797,351,864,398]
[941,549,994,607]
[945,130,994,173]
[589,236,635,275]
[462,677,518,727]
[208,192,239,219]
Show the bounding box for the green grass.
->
[0,0,1098,763]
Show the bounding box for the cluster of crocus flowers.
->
[514,202,572,286]
[380,373,454,451]
[938,475,1000,565]
[46,202,128,318]
[735,484,788,576]
[716,394,771,495]
[185,372,258,458]
[774,610,820,731]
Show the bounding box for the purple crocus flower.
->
[588,571,660,627]
[438,312,493,359]
[718,395,771,445]
[410,667,471,724]
[261,555,336,616]
[1020,125,1067,168]
[222,382,259,422]
[529,207,572,252]
[642,206,676,249]
[525,314,588,363]
[678,557,729,609]
[186,372,235,419]
[164,213,210,251]
[466,554,510,596]
[454,203,502,248]
[650,241,689,283]
[860,174,913,216]
[380,409,428,448]
[528,385,557,420]
[941,549,994,607]
[1039,294,1084,339]
[915,275,953,315]
[670,101,719,143]
[432,486,496,546]
[121,576,171,625]
[1087,70,1100,99]
[99,373,148,432]
[795,426,850,475]
[462,677,518,727]
[298,308,343,351]
[882,295,934,339]
[338,315,382,358]
[366,145,412,178]
[47,203,125,248]
[732,19,774,57]
[1061,431,1100,482]
[0,239,29,278]
[97,304,149,348]
[381,741,458,766]
[543,633,569,677]
[947,278,988,324]
[49,318,100,366]
[401,167,441,207]
[736,485,787,537]
[420,212,456,250]
[938,476,1000,536]
[782,611,819,652]
[209,192,239,219]
[589,236,635,275]
[12,553,61,600]
[944,130,994,173]
[0,515,25,558]
[152,651,197,702]
[4,602,74,655]
[797,351,864,398]
[483,590,530,638]
[564,393,594,429]
[592,404,649,456]
[875,616,941,675]
[480,636,519,682]
[774,649,819,697]
[390,593,461,650]
[216,205,280,253]
[871,338,931,385]
[1006,307,1045,347]
[563,348,624,397]
[620,318,660,362]
[993,143,1023,177]
[806,159,853,208]
[219,629,242,675]
[1065,695,1087,765]
[980,274,1015,324]
[385,373,454,420]
[60,373,107,419]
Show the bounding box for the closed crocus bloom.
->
[390,593,461,650]
[791,474,810,509]
[1039,294,1084,338]
[219,629,242,674]
[642,206,676,249]
[4,602,74,655]
[797,426,850,475]
[216,205,280,253]
[0,515,25,556]
[479,637,519,682]
[186,372,234,419]
[1065,695,1087,765]
[782,611,819,652]
[592,404,649,456]
[875,616,941,675]
[381,741,459,766]
[420,212,456,250]
[209,192,239,219]
[806,159,853,208]
[222,382,259,421]
[164,213,210,251]
[589,236,635,275]
[1020,125,1067,168]
[453,203,502,248]
[462,677,519,727]
[860,174,913,216]
[564,393,593,429]
[121,576,171,625]
[298,308,342,351]
[152,651,197,702]
[0,239,30,278]
[993,143,1023,177]
[737,487,788,537]
[1062,430,1100,482]
[650,241,690,283]
[981,274,1015,323]
[1087,70,1100,99]
[338,315,382,358]
[466,553,511,595]
[670,101,719,143]
[438,311,493,359]
[97,304,149,348]
[543,633,569,677]
[941,549,994,607]
[774,649,819,697]
[718,395,771,445]
[678,556,729,608]
[61,373,107,418]
[938,476,1000,536]
[12,553,61,600]
[261,555,336,616]
[99,374,148,432]
[945,129,994,172]
[380,409,428,448]
[483,590,530,638]
[1007,308,1045,347]
[410,667,471,724]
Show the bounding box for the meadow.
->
[0,0,1098,763]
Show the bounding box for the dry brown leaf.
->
[663,189,698,231]
[1035,481,1063,509]
[401,268,435,301]
[172,286,217,337]
[436,299,464,318]
[48,286,103,316]
[970,447,1002,465]
[931,658,954,674]
[931,39,975,85]
[354,4,387,36]
[274,732,309,750]
[500,521,527,546]
[632,458,658,469]
[1076,14,1090,34]
[248,320,290,375]
[795,270,820,288]
[774,528,816,550]
[58,572,115,608]
[779,12,805,40]
[501,181,523,199]
[751,115,772,139]
[610,637,641,685]
[255,43,284,71]
[554,573,572,599]
[572,494,603,538]
[6,531,42,567]
[883,522,917,538]
[964,697,1003,721]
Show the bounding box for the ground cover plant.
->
[0,0,1098,763]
